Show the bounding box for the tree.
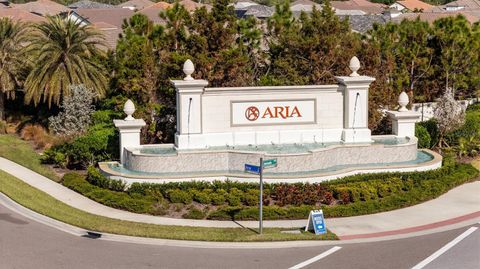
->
[434,87,465,148]
[49,84,96,137]
[24,16,107,107]
[0,18,30,119]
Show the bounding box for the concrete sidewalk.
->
[1,157,479,237]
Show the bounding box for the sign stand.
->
[305,210,327,235]
[244,158,277,235]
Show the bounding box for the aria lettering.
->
[261,106,302,119]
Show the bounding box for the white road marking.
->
[411,226,478,269]
[288,246,342,269]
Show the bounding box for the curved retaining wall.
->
[123,136,418,174]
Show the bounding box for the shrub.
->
[226,194,241,206]
[86,166,126,192]
[168,189,192,204]
[415,124,431,149]
[210,193,226,205]
[0,120,7,134]
[191,190,211,204]
[418,119,439,148]
[183,208,206,219]
[20,124,56,149]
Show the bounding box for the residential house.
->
[179,0,212,12]
[74,8,134,28]
[338,14,389,33]
[431,0,480,12]
[118,0,154,11]
[290,0,322,12]
[389,0,433,12]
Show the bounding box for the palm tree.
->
[24,16,107,107]
[0,18,30,120]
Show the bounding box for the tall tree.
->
[0,18,30,119]
[24,16,107,107]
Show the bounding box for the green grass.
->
[0,135,59,182]
[0,170,337,242]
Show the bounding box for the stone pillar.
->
[113,99,146,164]
[335,56,375,143]
[171,59,208,149]
[387,91,421,137]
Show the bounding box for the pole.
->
[259,157,263,235]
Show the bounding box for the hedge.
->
[61,160,478,220]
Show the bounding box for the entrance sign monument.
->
[104,57,442,183]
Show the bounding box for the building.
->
[11,0,70,16]
[0,8,46,22]
[69,0,114,9]
[137,2,171,24]
[389,0,433,12]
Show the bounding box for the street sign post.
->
[244,158,278,235]
[263,158,277,168]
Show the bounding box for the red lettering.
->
[275,106,287,119]
[262,107,274,118]
[291,106,302,117]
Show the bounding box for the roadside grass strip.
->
[411,226,478,269]
[288,246,342,269]
[0,170,338,242]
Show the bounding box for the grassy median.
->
[0,170,337,242]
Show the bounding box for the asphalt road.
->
[0,203,479,269]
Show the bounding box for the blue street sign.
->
[245,163,260,174]
[305,210,327,235]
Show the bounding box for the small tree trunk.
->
[0,93,5,121]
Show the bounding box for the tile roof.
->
[92,21,122,49]
[0,8,46,22]
[338,14,389,33]
[75,7,134,28]
[179,0,211,12]
[332,0,386,14]
[243,4,274,18]
[118,0,154,10]
[69,0,114,9]
[12,0,71,16]
[395,0,434,11]
[290,0,322,12]
[394,10,480,23]
[138,2,171,24]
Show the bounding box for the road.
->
[0,203,479,269]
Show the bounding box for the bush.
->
[0,120,7,134]
[226,194,241,206]
[191,190,211,204]
[418,119,439,148]
[86,166,126,192]
[415,124,431,148]
[168,189,192,204]
[183,208,206,219]
[20,124,57,149]
[210,193,226,206]
[43,123,118,168]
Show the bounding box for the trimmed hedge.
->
[61,160,479,220]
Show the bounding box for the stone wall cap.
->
[114,119,146,128]
[386,110,421,119]
[171,79,209,87]
[204,84,339,93]
[335,76,376,85]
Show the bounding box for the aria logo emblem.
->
[245,106,260,121]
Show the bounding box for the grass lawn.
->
[0,170,337,242]
[0,135,59,182]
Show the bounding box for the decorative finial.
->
[398,91,409,112]
[124,99,136,120]
[183,59,194,81]
[349,56,361,77]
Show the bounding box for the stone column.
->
[171,59,208,149]
[335,56,375,143]
[387,91,421,137]
[113,99,146,164]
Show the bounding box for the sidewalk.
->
[1,157,479,238]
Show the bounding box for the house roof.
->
[291,0,322,12]
[395,0,433,11]
[0,8,46,22]
[332,0,386,14]
[428,0,480,12]
[118,0,154,10]
[244,4,274,18]
[91,21,122,49]
[75,7,134,28]
[394,10,480,23]
[138,2,171,24]
[178,0,211,12]
[12,0,71,16]
[339,14,389,33]
[234,1,258,9]
[69,0,114,9]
